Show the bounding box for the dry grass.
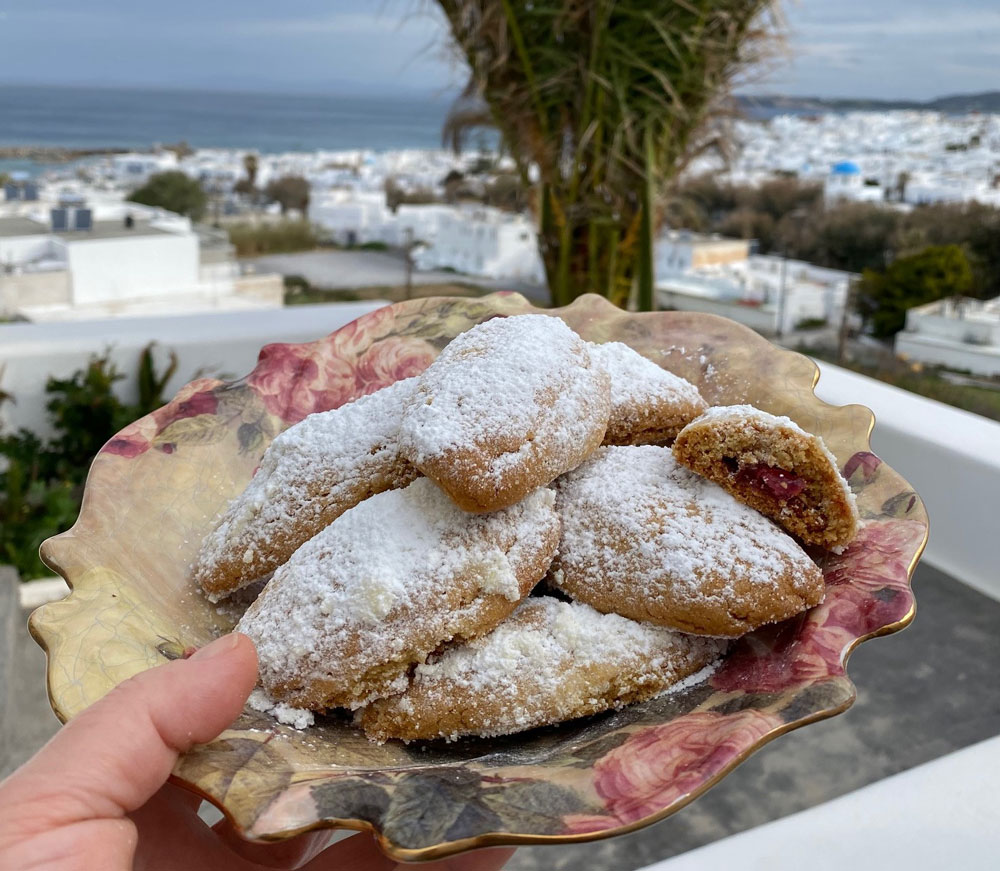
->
[285,283,491,305]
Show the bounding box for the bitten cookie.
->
[552,445,825,637]
[360,596,724,742]
[672,405,859,550]
[399,314,611,512]
[193,378,420,602]
[236,478,560,711]
[590,341,707,445]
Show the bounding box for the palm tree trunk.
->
[636,128,657,312]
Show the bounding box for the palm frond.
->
[434,0,782,306]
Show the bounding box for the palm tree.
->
[436,0,779,309]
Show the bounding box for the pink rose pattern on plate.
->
[594,710,780,823]
[246,306,437,423]
[41,294,927,859]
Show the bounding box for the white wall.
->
[0,233,60,267]
[655,239,695,275]
[905,306,999,346]
[781,284,829,331]
[310,197,385,245]
[66,233,199,305]
[815,362,1000,600]
[494,220,544,282]
[0,270,72,314]
[658,287,777,332]
[0,302,386,437]
[411,207,541,281]
[645,736,1000,871]
[895,333,1000,377]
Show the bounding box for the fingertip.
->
[190,631,257,667]
[177,633,259,743]
[234,631,260,671]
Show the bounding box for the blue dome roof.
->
[832,161,861,175]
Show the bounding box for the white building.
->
[109,151,179,187]
[655,231,750,274]
[0,201,282,321]
[413,206,545,283]
[656,238,854,337]
[310,189,546,284]
[824,161,885,205]
[308,190,392,246]
[903,172,1000,207]
[895,296,1000,377]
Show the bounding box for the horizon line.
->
[2,80,994,106]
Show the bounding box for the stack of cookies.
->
[192,314,859,742]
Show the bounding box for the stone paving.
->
[4,562,999,868]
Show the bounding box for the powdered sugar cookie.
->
[360,596,724,742]
[590,341,707,445]
[236,478,560,711]
[552,445,825,637]
[672,405,859,549]
[194,378,419,602]
[399,315,610,512]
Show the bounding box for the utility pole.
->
[775,253,788,340]
[774,207,808,341]
[403,227,414,301]
[837,278,856,365]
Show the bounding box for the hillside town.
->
[3,109,1000,378]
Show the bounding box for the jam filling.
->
[726,460,807,500]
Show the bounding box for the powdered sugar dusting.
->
[248,687,314,730]
[399,314,610,488]
[657,659,721,697]
[416,598,716,687]
[555,445,820,615]
[591,340,703,411]
[697,404,808,435]
[194,377,419,600]
[237,478,558,710]
[365,597,724,740]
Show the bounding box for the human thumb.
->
[0,632,258,837]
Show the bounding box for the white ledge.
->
[814,361,1000,601]
[18,577,69,610]
[642,734,1000,871]
[0,302,388,437]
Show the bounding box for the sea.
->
[0,84,459,176]
[0,83,797,178]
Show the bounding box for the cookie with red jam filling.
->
[672,405,859,550]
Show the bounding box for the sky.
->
[0,0,998,101]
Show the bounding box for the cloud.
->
[791,9,1000,38]
[799,42,860,70]
[233,13,393,37]
[232,9,444,39]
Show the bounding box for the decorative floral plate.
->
[31,293,927,861]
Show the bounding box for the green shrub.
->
[0,345,177,579]
[795,317,828,330]
[857,245,973,337]
[126,171,207,220]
